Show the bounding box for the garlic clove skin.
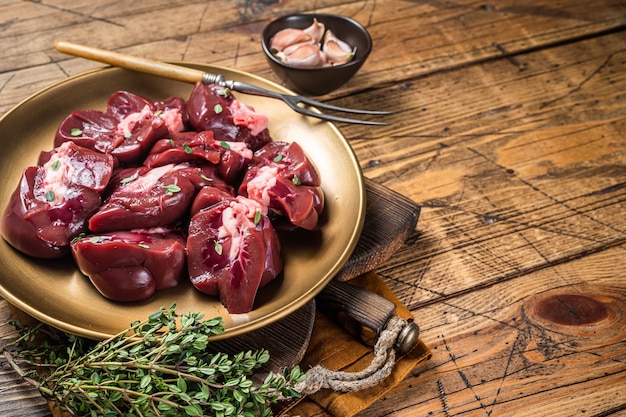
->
[278,42,326,68]
[322,30,356,65]
[270,28,312,53]
[303,18,325,44]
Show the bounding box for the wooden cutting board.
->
[212,177,421,375]
[7,177,420,382]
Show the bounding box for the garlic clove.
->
[279,42,326,68]
[303,18,325,44]
[322,31,356,65]
[270,28,312,53]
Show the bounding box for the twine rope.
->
[294,316,406,395]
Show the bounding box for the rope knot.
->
[295,316,407,395]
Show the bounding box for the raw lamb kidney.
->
[144,130,253,184]
[71,228,186,302]
[186,195,282,314]
[55,91,187,164]
[89,163,214,233]
[1,141,115,258]
[186,82,272,151]
[239,141,324,230]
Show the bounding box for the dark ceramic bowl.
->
[261,13,372,96]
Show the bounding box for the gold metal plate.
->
[0,64,365,340]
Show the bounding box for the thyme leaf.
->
[214,240,223,256]
[120,172,139,184]
[162,184,182,195]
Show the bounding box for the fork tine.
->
[52,43,390,124]
[228,80,390,124]
[295,95,393,115]
[295,106,389,125]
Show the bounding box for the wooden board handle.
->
[316,179,421,345]
[335,178,421,281]
[317,279,396,344]
[54,41,206,84]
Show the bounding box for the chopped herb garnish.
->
[169,138,175,147]
[162,184,182,195]
[214,240,223,255]
[120,173,138,184]
[50,160,61,171]
[89,236,102,244]
[183,142,193,154]
[45,190,55,202]
[200,174,213,182]
[138,243,150,249]
[217,87,231,96]
[70,128,83,137]
[154,110,163,117]
[273,154,284,163]
[253,210,262,225]
[124,132,132,139]
[292,176,302,186]
[220,141,231,150]
[71,233,86,243]
[214,104,223,114]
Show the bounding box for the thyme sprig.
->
[3,304,304,416]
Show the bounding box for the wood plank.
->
[347,32,626,308]
[1,1,625,416]
[0,300,50,417]
[0,0,352,73]
[1,0,625,113]
[359,245,626,416]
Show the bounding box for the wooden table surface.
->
[1,1,625,416]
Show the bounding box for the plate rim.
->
[0,62,366,340]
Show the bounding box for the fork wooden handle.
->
[55,41,207,84]
[54,41,390,125]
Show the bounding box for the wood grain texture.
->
[1,0,625,113]
[1,0,625,416]
[335,179,421,281]
[359,246,626,416]
[362,32,626,309]
[0,300,50,417]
